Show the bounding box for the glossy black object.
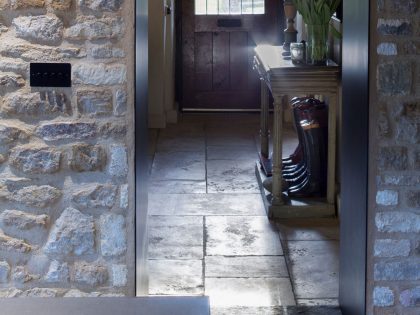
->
[30,63,71,87]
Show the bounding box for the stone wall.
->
[368,0,419,313]
[0,0,135,297]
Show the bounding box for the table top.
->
[254,45,340,75]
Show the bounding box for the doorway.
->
[180,0,283,111]
[135,0,369,314]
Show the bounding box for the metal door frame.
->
[139,0,371,313]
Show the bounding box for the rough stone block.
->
[0,261,10,283]
[44,260,69,283]
[108,145,128,177]
[0,288,22,298]
[415,150,420,169]
[10,0,44,9]
[406,191,420,208]
[377,19,412,36]
[0,123,29,146]
[77,90,113,116]
[0,210,49,230]
[7,185,61,208]
[73,261,108,286]
[377,61,412,96]
[50,0,71,10]
[20,288,59,297]
[99,122,127,139]
[73,64,126,85]
[402,40,420,55]
[114,89,127,116]
[400,287,420,307]
[377,43,397,55]
[37,122,96,141]
[376,190,399,206]
[65,16,124,40]
[79,0,122,11]
[63,289,101,297]
[390,0,418,14]
[0,58,29,74]
[378,146,408,171]
[10,146,61,174]
[120,184,128,209]
[374,239,411,257]
[68,144,106,172]
[0,43,86,62]
[373,287,394,307]
[395,117,419,144]
[0,72,25,89]
[2,91,69,118]
[374,260,420,281]
[13,15,63,44]
[100,213,126,257]
[0,0,9,9]
[44,207,95,257]
[72,184,117,208]
[111,264,127,287]
[90,44,125,58]
[376,211,420,233]
[12,266,38,283]
[377,108,390,138]
[0,229,32,252]
[378,175,420,186]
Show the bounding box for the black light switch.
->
[30,63,71,87]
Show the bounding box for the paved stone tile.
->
[150,151,205,181]
[205,256,289,278]
[207,131,256,147]
[148,193,265,216]
[284,241,339,299]
[211,305,341,315]
[148,260,204,295]
[207,160,260,193]
[148,180,206,194]
[206,216,283,256]
[157,136,205,152]
[207,145,258,161]
[277,219,340,241]
[211,306,286,315]
[148,216,203,259]
[297,299,339,306]
[206,278,296,307]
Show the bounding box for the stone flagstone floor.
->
[147,114,340,314]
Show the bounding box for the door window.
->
[195,0,265,15]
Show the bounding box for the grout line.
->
[202,216,207,294]
[204,123,209,194]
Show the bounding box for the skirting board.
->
[0,296,210,315]
[255,162,336,219]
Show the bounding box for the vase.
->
[306,24,329,65]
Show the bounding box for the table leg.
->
[327,93,337,205]
[260,81,270,158]
[271,95,286,206]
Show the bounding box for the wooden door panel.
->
[181,0,283,110]
[230,31,249,90]
[213,32,230,90]
[195,32,213,91]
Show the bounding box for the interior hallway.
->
[147,114,340,314]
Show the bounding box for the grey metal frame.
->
[135,0,150,296]
[339,0,369,314]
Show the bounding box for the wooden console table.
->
[253,45,340,218]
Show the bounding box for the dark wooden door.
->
[181,0,282,111]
